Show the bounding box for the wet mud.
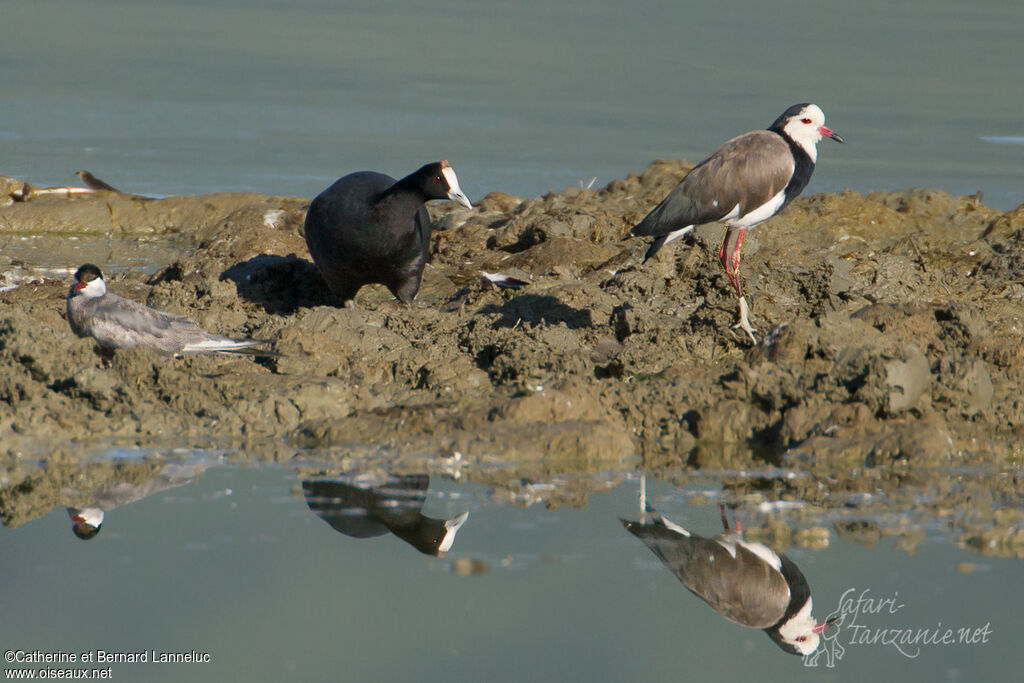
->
[1,163,1022,551]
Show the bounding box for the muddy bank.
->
[2,161,1023,482]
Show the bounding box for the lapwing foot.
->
[733,296,757,344]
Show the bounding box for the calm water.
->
[1,460,1018,682]
[1,0,1022,209]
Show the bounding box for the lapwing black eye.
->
[801,118,812,124]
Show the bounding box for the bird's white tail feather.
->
[180,338,265,354]
[662,225,695,246]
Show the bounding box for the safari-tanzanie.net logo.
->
[804,587,993,668]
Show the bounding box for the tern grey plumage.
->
[631,103,844,342]
[66,264,273,360]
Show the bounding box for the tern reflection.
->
[302,473,468,557]
[66,463,209,540]
[622,485,829,656]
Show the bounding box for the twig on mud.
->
[909,235,928,273]
[890,233,928,273]
[7,170,128,203]
[24,187,97,199]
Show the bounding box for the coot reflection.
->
[302,473,468,557]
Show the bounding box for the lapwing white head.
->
[770,595,831,655]
[770,103,845,163]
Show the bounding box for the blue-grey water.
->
[2,1,1022,680]
[1,0,1022,209]
[1,462,1017,682]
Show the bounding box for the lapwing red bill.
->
[630,103,843,343]
[622,504,830,656]
[303,160,472,306]
[67,264,276,360]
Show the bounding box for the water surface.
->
[1,458,1019,682]
[2,0,1022,208]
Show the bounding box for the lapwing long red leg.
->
[729,228,746,292]
[718,229,757,343]
[717,228,747,298]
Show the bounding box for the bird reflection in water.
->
[302,473,468,557]
[66,462,210,540]
[621,477,831,656]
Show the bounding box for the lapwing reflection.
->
[302,473,468,557]
[621,477,830,655]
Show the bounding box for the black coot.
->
[304,160,472,304]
